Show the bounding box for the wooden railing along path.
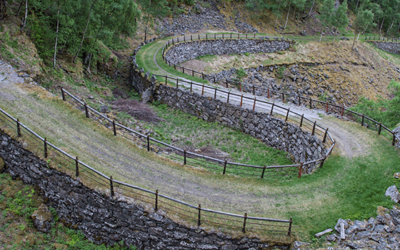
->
[0,107,294,236]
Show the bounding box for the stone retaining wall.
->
[372,41,400,54]
[0,132,289,250]
[154,85,326,173]
[165,39,294,65]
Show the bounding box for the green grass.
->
[136,37,208,84]
[196,54,218,62]
[0,172,136,249]
[145,103,293,176]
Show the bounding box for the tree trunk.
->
[355,0,360,11]
[319,32,323,42]
[0,0,6,20]
[386,18,395,37]
[284,4,290,30]
[53,7,60,69]
[352,33,357,49]
[16,0,23,16]
[73,0,98,64]
[20,0,28,32]
[379,17,384,36]
[308,0,315,16]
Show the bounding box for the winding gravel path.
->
[147,35,369,158]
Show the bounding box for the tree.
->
[0,0,7,20]
[320,0,349,42]
[352,9,374,49]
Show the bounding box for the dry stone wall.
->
[165,39,294,65]
[154,85,326,173]
[372,41,400,54]
[0,132,289,250]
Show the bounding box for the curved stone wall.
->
[372,41,400,54]
[155,85,327,173]
[165,39,294,65]
[0,132,290,249]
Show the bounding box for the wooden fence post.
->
[202,84,205,95]
[113,120,117,136]
[319,157,326,168]
[176,78,179,89]
[198,204,201,227]
[206,34,208,40]
[230,33,232,39]
[288,218,293,236]
[227,92,230,103]
[75,156,79,177]
[240,95,243,107]
[239,82,242,92]
[341,105,344,117]
[323,128,329,143]
[285,108,290,122]
[378,123,382,135]
[155,190,159,211]
[242,213,247,233]
[312,121,316,136]
[190,82,193,93]
[253,98,256,111]
[298,163,303,178]
[44,138,48,158]
[84,103,89,118]
[61,88,65,101]
[183,67,185,74]
[300,114,304,128]
[17,118,21,137]
[267,88,270,98]
[270,103,274,116]
[226,79,228,88]
[393,134,396,146]
[147,135,150,151]
[202,73,204,79]
[214,88,217,99]
[325,102,328,113]
[184,150,187,165]
[246,34,248,39]
[298,94,301,106]
[110,176,114,197]
[191,35,192,41]
[261,166,266,178]
[361,115,364,127]
[309,98,312,109]
[165,76,168,85]
[282,93,285,102]
[253,86,255,95]
[192,70,194,77]
[223,160,227,174]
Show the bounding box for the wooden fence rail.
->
[0,107,294,236]
[62,88,334,179]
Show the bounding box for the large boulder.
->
[31,204,54,233]
[385,185,400,203]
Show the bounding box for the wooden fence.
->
[160,33,293,81]
[153,33,399,148]
[365,36,400,42]
[61,88,333,179]
[0,107,294,236]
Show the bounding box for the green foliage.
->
[277,66,286,79]
[320,0,348,32]
[235,67,247,81]
[354,9,375,34]
[25,0,140,66]
[350,80,400,129]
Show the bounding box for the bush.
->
[350,80,400,129]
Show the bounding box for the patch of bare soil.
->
[111,99,161,123]
[180,59,208,72]
[170,146,231,161]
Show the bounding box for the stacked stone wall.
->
[0,132,289,250]
[165,39,294,65]
[154,85,326,173]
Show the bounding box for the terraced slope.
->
[1,52,400,241]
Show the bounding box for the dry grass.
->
[112,99,161,123]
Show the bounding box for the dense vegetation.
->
[351,80,400,129]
